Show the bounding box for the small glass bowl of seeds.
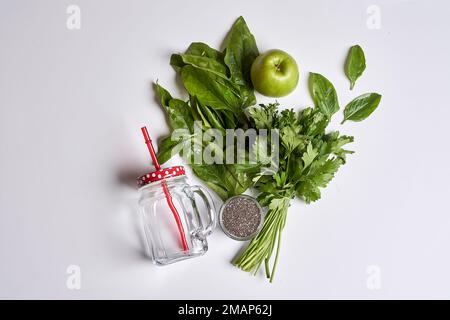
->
[219,195,264,241]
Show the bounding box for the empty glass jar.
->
[137,166,216,265]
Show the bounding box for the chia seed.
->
[220,195,262,240]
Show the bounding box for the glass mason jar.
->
[137,166,216,265]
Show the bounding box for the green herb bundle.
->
[155,16,381,281]
[156,17,259,200]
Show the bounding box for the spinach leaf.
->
[225,165,254,196]
[236,84,256,108]
[196,100,225,133]
[195,102,211,127]
[156,136,177,165]
[157,133,191,165]
[171,54,229,79]
[191,164,252,200]
[154,82,172,107]
[171,42,225,74]
[221,110,237,129]
[309,72,339,118]
[341,93,381,124]
[167,99,195,131]
[224,16,259,87]
[155,83,194,132]
[192,164,229,200]
[154,83,196,164]
[180,65,241,113]
[169,54,184,72]
[345,45,366,90]
[186,42,225,61]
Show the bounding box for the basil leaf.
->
[341,93,381,124]
[180,65,241,113]
[224,16,259,87]
[309,72,339,118]
[345,45,366,90]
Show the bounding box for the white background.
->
[1,0,449,299]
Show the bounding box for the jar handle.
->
[189,185,216,238]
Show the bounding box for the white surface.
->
[1,0,450,299]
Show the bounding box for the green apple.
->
[250,49,299,97]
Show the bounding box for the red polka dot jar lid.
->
[137,165,186,188]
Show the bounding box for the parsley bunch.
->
[234,104,354,281]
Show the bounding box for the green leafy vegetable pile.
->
[154,16,382,282]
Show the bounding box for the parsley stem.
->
[270,216,284,283]
[265,258,270,278]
